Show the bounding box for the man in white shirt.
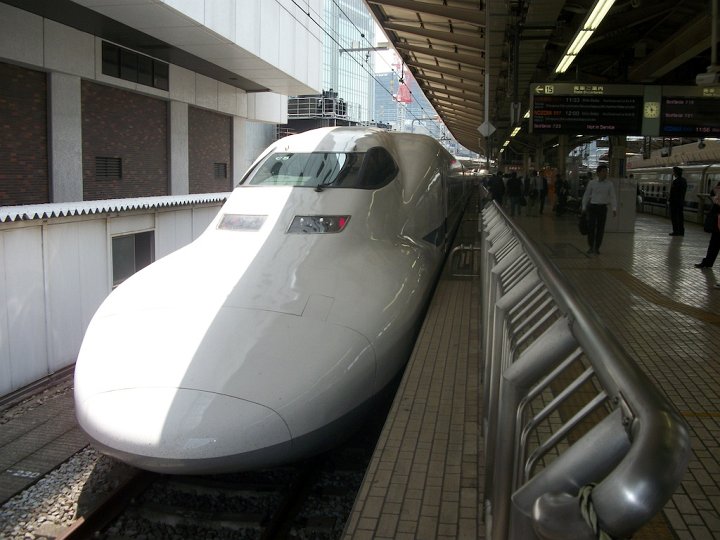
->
[581,164,617,255]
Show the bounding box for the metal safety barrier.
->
[480,202,690,540]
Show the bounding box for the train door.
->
[704,165,720,193]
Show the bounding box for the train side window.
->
[357,147,398,189]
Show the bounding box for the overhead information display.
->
[530,83,644,135]
[660,87,720,137]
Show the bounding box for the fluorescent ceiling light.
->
[555,55,575,74]
[511,126,521,137]
[568,30,593,56]
[586,0,616,30]
[552,0,616,74]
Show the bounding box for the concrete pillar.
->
[169,100,189,195]
[48,72,82,202]
[610,136,627,177]
[233,116,248,186]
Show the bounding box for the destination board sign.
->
[660,87,720,137]
[531,84,644,135]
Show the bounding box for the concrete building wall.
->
[188,107,233,193]
[81,81,169,200]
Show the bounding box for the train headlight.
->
[218,214,267,231]
[288,215,350,234]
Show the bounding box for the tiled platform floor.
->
[344,208,720,539]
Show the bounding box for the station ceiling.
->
[366,0,716,156]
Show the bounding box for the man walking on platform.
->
[581,164,617,255]
[669,166,687,236]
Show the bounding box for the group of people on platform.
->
[486,170,572,218]
[484,165,720,283]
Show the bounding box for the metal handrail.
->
[481,201,690,540]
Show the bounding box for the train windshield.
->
[241,147,398,189]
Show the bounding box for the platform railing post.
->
[479,200,690,540]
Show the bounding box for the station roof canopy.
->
[366,0,715,154]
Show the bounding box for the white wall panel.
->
[259,1,280,68]
[0,3,44,67]
[195,73,219,110]
[235,0,260,57]
[192,207,222,238]
[293,18,309,85]
[0,235,11,396]
[307,34,323,92]
[156,209,194,259]
[169,64,196,104]
[77,221,109,351]
[45,220,108,371]
[203,0,235,42]
[249,92,287,124]
[2,228,48,390]
[161,0,204,23]
[108,214,155,236]
[218,82,237,115]
[44,20,94,79]
[237,90,248,118]
[278,8,295,76]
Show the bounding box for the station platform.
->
[343,208,720,540]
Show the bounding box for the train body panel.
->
[634,163,720,217]
[75,127,469,473]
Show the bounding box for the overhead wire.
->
[288,0,448,139]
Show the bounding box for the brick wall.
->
[0,62,49,206]
[82,81,168,200]
[189,106,232,193]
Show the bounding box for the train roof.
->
[270,127,448,156]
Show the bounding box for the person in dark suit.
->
[668,166,687,236]
[696,182,720,268]
[539,174,548,214]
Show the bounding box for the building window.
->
[96,156,122,179]
[112,231,154,288]
[101,41,169,91]
[214,162,228,179]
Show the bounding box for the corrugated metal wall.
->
[0,203,221,396]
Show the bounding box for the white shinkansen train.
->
[633,163,720,217]
[74,127,471,474]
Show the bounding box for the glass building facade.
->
[322,0,375,123]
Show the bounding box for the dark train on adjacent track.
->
[74,127,472,474]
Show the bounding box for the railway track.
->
[55,404,386,540]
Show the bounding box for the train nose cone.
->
[76,388,292,474]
